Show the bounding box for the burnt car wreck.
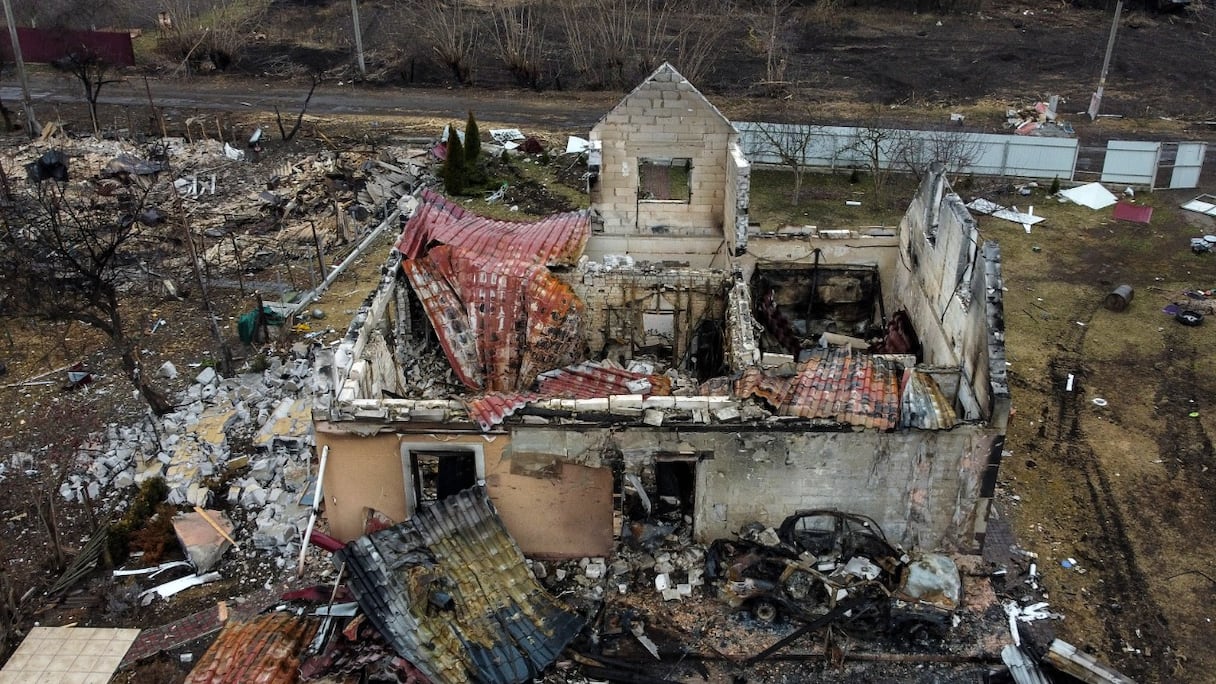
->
[707,511,961,640]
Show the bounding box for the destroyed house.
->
[313,64,1010,561]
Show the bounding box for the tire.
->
[751,598,779,624]
[1176,310,1204,327]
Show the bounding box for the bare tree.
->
[489,3,548,90]
[0,166,174,414]
[560,0,639,88]
[893,129,983,181]
[156,0,271,73]
[747,0,794,93]
[746,120,819,205]
[52,51,123,135]
[559,0,737,89]
[847,121,915,202]
[655,0,738,86]
[411,0,479,85]
[274,73,321,142]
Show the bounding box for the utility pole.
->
[2,0,40,137]
[350,0,366,77]
[1088,0,1124,120]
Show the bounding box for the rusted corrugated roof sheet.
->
[300,613,432,683]
[184,612,320,684]
[334,488,584,684]
[899,369,958,430]
[536,362,652,398]
[396,190,589,267]
[462,361,668,430]
[463,391,540,432]
[736,347,902,429]
[398,191,591,393]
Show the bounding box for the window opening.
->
[638,158,692,203]
[411,450,477,505]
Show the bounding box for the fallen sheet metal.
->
[1059,182,1118,210]
[1043,639,1137,684]
[967,198,1046,232]
[139,572,222,604]
[565,136,591,154]
[1181,194,1216,217]
[1002,644,1051,684]
[462,360,664,430]
[335,488,584,684]
[185,612,320,684]
[398,190,591,392]
[1112,201,1153,224]
[113,560,193,578]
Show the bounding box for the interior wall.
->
[560,269,729,367]
[740,234,900,316]
[726,143,751,255]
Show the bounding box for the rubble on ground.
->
[1006,97,1074,137]
[61,347,323,565]
[0,134,432,298]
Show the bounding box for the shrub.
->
[465,111,481,165]
[444,126,467,195]
[107,477,169,562]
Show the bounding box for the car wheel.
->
[751,598,779,624]
[1176,310,1204,327]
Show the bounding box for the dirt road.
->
[4,73,621,133]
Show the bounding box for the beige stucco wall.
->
[315,428,406,542]
[316,425,614,558]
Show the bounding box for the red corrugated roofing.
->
[536,362,650,398]
[397,190,588,267]
[736,347,901,429]
[463,361,660,430]
[184,612,320,684]
[398,191,591,392]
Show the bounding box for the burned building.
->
[312,63,1010,561]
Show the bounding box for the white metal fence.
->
[735,121,1208,188]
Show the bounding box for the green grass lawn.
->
[748,167,918,232]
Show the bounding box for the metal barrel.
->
[1103,284,1134,312]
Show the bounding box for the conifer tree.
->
[444,125,467,195]
[465,111,481,165]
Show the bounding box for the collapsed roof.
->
[398,190,591,393]
[334,488,584,684]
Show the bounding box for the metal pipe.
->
[296,445,330,578]
[290,208,400,317]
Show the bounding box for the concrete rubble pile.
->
[525,517,708,612]
[62,345,328,567]
[395,340,461,399]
